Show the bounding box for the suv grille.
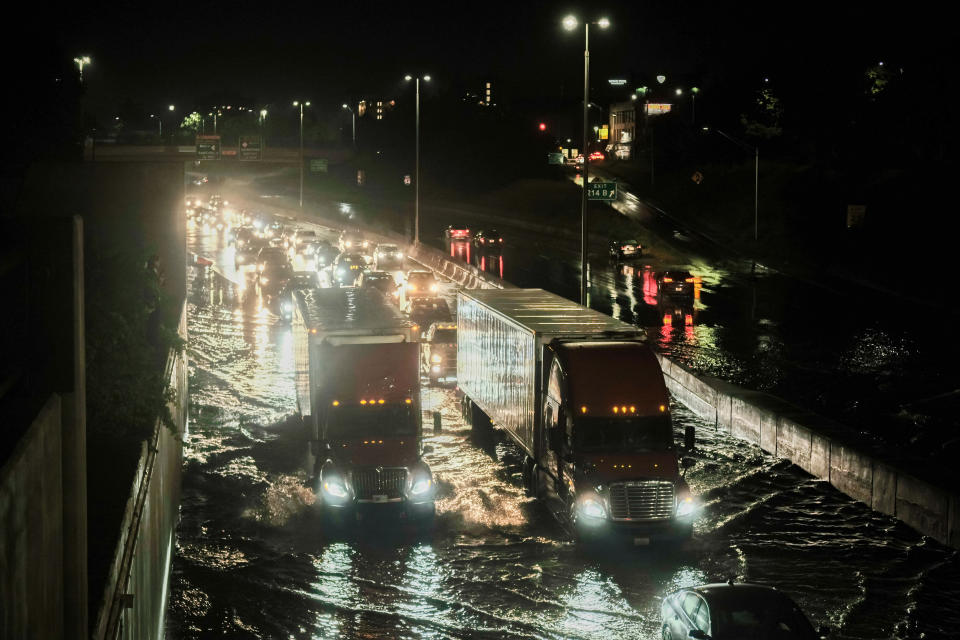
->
[608,480,675,521]
[351,467,407,500]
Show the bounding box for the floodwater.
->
[166,223,960,639]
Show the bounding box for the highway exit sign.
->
[586,181,617,201]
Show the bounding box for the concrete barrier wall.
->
[658,354,960,549]
[0,395,64,639]
[93,305,187,640]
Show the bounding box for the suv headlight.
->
[322,475,349,499]
[410,473,433,496]
[676,495,696,517]
[578,497,606,520]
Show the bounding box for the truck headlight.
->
[410,474,433,496]
[430,284,439,292]
[322,476,349,499]
[578,497,606,520]
[430,354,443,364]
[676,496,696,517]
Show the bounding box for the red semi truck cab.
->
[292,287,435,526]
[457,289,696,544]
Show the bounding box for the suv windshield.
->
[327,405,418,439]
[575,415,674,453]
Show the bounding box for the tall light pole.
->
[167,105,175,144]
[150,114,161,138]
[405,74,431,246]
[341,103,356,148]
[73,56,91,83]
[705,127,759,246]
[691,87,700,124]
[293,100,311,208]
[564,14,609,306]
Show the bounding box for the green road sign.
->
[310,158,328,173]
[196,135,221,160]
[547,152,564,165]
[238,135,262,161]
[586,181,617,201]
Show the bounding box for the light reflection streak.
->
[557,569,636,637]
[311,543,358,637]
[397,545,446,637]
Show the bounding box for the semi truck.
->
[457,288,695,544]
[292,286,435,525]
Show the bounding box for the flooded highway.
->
[166,220,960,639]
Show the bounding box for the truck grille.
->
[608,480,674,521]
[351,467,407,500]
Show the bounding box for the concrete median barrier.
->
[658,353,959,548]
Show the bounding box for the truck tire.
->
[471,402,491,434]
[523,458,538,497]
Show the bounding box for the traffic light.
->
[538,122,547,131]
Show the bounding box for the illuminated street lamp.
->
[341,103,356,147]
[74,56,91,83]
[563,14,610,305]
[404,74,431,246]
[259,108,268,125]
[691,87,700,124]
[293,100,311,208]
[150,114,161,137]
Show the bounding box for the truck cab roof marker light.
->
[405,398,412,404]
[332,400,340,406]
[659,404,667,412]
[580,405,588,413]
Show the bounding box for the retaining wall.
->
[93,305,188,640]
[658,354,959,548]
[0,395,64,639]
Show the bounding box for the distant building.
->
[463,80,495,106]
[358,98,395,121]
[609,101,637,160]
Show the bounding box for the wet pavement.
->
[166,221,960,639]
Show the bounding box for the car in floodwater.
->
[472,229,503,255]
[444,224,472,242]
[358,270,400,300]
[328,252,367,287]
[422,322,457,385]
[609,239,642,261]
[338,229,369,252]
[660,582,824,640]
[374,243,404,270]
[657,270,696,301]
[235,237,267,269]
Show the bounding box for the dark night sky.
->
[17,1,942,120]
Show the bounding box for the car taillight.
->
[685,277,695,282]
[662,277,673,283]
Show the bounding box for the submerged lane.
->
[166,223,960,639]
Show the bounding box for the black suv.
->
[472,229,503,254]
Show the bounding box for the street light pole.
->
[73,56,90,83]
[564,15,609,306]
[405,75,431,246]
[294,101,310,208]
[341,104,356,148]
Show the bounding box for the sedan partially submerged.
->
[661,583,824,640]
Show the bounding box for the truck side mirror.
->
[684,425,696,451]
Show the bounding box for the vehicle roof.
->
[338,252,366,261]
[364,271,393,279]
[295,287,412,334]
[690,583,791,602]
[407,270,435,278]
[560,342,666,414]
[460,289,644,339]
[377,242,399,248]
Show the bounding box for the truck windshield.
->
[574,415,673,453]
[327,405,417,439]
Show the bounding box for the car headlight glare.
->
[430,284,438,292]
[579,497,606,520]
[323,477,349,499]
[430,354,443,364]
[676,496,696,517]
